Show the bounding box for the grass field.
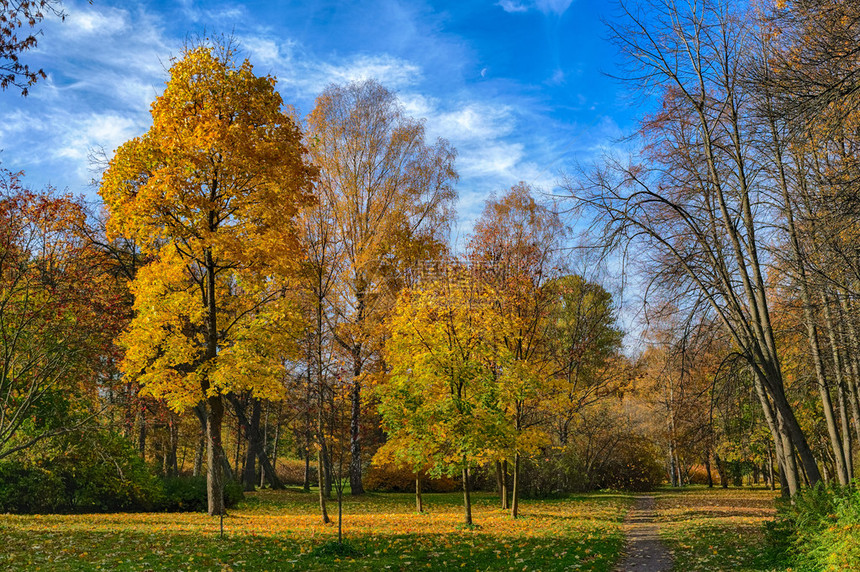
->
[655,486,783,571]
[0,489,630,571]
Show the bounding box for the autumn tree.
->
[380,264,510,525]
[569,0,821,494]
[543,274,624,448]
[306,79,457,495]
[0,170,122,459]
[467,184,565,517]
[100,40,316,515]
[1,0,66,94]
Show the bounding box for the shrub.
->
[592,437,664,492]
[158,475,243,512]
[277,458,316,487]
[766,482,860,570]
[364,462,458,493]
[51,431,163,512]
[0,464,64,513]
[0,430,161,513]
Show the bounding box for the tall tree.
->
[569,0,820,494]
[100,40,316,515]
[467,184,564,518]
[306,79,457,494]
[0,170,122,459]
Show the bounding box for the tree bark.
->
[500,460,509,510]
[462,465,473,526]
[241,397,262,491]
[350,357,364,495]
[206,394,225,516]
[416,476,423,513]
[511,451,520,519]
[228,394,282,490]
[704,451,713,488]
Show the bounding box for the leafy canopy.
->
[100,41,317,411]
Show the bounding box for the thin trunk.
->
[193,434,205,477]
[715,452,728,488]
[349,357,364,495]
[767,444,775,491]
[500,460,509,510]
[704,450,713,488]
[317,370,330,523]
[337,487,343,544]
[511,451,520,519]
[462,465,473,526]
[416,477,423,513]
[242,398,262,491]
[227,394,283,489]
[272,405,281,484]
[837,298,860,446]
[167,414,178,477]
[304,367,312,493]
[317,451,330,523]
[137,403,146,457]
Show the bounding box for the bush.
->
[0,430,161,513]
[158,475,244,512]
[766,483,860,570]
[364,462,459,493]
[277,458,316,487]
[0,430,243,514]
[0,464,64,513]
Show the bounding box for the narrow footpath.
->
[614,495,673,572]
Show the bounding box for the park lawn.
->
[654,486,783,572]
[0,489,630,571]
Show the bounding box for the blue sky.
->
[0,0,636,239]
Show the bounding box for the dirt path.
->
[614,495,673,572]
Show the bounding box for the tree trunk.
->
[500,460,509,510]
[137,403,146,457]
[242,398,262,491]
[767,444,775,491]
[227,394,282,489]
[462,465,473,526]
[416,476,423,513]
[704,451,713,488]
[166,413,179,477]
[193,434,205,477]
[715,453,728,488]
[349,358,364,495]
[511,451,520,519]
[822,295,854,481]
[206,394,225,516]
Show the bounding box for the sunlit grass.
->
[655,486,782,572]
[0,489,630,571]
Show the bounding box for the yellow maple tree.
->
[100,39,316,515]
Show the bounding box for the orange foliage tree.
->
[0,169,123,459]
[100,40,316,515]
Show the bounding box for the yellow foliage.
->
[101,41,316,412]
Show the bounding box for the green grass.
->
[0,489,630,571]
[654,486,784,572]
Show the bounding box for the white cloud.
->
[434,103,516,141]
[316,54,422,90]
[498,0,574,15]
[62,6,128,37]
[498,0,529,13]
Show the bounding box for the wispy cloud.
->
[497,0,575,16]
